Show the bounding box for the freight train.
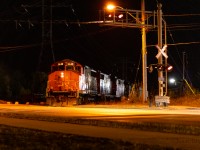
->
[46,59,131,106]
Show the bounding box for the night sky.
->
[0,0,200,89]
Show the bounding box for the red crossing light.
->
[157,64,173,72]
[166,65,173,72]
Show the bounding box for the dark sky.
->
[0,0,200,88]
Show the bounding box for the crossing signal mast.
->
[148,4,172,107]
[154,3,171,107]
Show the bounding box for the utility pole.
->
[183,51,186,80]
[163,20,168,95]
[141,0,148,102]
[182,51,186,95]
[157,3,163,96]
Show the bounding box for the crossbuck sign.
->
[155,44,168,59]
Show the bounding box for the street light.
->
[169,78,176,85]
[106,4,117,10]
[106,4,141,24]
[106,4,124,21]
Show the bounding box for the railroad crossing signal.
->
[157,64,173,72]
[148,64,173,73]
[155,44,168,59]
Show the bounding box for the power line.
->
[147,41,200,47]
[0,27,116,53]
[164,13,200,17]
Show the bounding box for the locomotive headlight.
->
[61,72,64,78]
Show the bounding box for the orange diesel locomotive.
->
[46,59,127,105]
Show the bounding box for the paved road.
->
[1,116,200,150]
[0,104,200,149]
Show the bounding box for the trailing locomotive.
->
[46,59,129,106]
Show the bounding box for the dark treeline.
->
[0,63,47,103]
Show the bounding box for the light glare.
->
[167,65,173,71]
[118,14,123,18]
[107,4,115,10]
[169,78,175,84]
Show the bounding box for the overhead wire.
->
[154,0,195,86]
[1,1,200,82]
[0,43,40,53]
[161,6,181,86]
[163,22,195,86]
[66,5,123,74]
[0,26,117,53]
[164,13,200,17]
[148,22,200,32]
[147,41,200,47]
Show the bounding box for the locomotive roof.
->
[52,59,82,66]
[51,59,124,82]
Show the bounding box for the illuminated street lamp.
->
[106,4,116,10]
[106,4,124,21]
[106,4,140,24]
[169,78,176,85]
[106,4,126,11]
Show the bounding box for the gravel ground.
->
[0,125,176,150]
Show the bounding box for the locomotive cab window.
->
[58,65,65,71]
[51,63,65,72]
[66,65,74,70]
[75,66,81,73]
